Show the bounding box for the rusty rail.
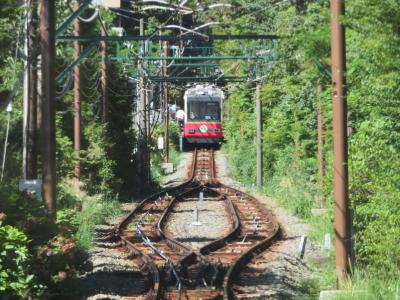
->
[113,148,281,299]
[114,149,199,299]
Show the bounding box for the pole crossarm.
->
[144,56,271,61]
[148,76,248,82]
[56,34,280,43]
[56,0,92,37]
[56,43,97,83]
[167,63,219,67]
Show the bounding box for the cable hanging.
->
[1,103,12,183]
[68,1,99,23]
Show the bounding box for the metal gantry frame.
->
[54,2,280,83]
[56,35,279,84]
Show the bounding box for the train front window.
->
[188,101,220,121]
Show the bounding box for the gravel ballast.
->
[215,151,325,299]
[164,197,233,249]
[59,224,149,299]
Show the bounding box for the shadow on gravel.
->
[176,236,219,243]
[234,254,310,300]
[171,208,214,213]
[55,270,149,299]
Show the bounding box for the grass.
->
[263,169,316,219]
[330,269,400,300]
[151,143,182,184]
[307,211,334,246]
[57,179,123,250]
[298,251,337,299]
[169,145,182,169]
[74,198,122,249]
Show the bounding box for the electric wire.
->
[108,86,136,98]
[108,8,147,24]
[78,6,99,23]
[68,1,99,23]
[84,71,102,90]
[1,108,11,183]
[56,73,74,100]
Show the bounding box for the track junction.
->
[111,148,281,299]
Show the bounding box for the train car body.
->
[183,85,224,144]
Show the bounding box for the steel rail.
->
[223,224,280,299]
[115,149,198,234]
[217,183,281,299]
[113,148,281,299]
[113,149,199,299]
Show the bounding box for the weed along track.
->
[114,149,281,299]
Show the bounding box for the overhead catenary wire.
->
[67,1,99,23]
[56,74,74,100]
[107,85,136,97]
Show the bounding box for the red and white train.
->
[183,85,224,145]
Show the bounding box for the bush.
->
[150,121,182,183]
[350,119,400,276]
[0,223,37,298]
[82,123,121,199]
[264,148,317,218]
[74,198,122,249]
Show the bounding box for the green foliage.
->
[56,181,122,250]
[299,254,336,300]
[0,185,53,242]
[331,268,400,300]
[151,121,182,182]
[263,149,317,218]
[221,0,400,296]
[350,119,400,275]
[81,123,121,199]
[73,198,122,249]
[56,113,75,179]
[0,0,23,95]
[0,2,135,296]
[0,223,37,298]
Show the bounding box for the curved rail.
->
[116,149,198,234]
[217,183,281,299]
[114,149,200,300]
[113,148,281,299]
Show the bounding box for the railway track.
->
[114,148,281,299]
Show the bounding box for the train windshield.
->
[188,101,220,121]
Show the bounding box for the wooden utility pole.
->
[101,22,108,122]
[73,0,81,179]
[39,0,56,220]
[23,0,38,180]
[255,79,263,188]
[22,0,30,180]
[163,41,169,162]
[138,18,150,185]
[331,0,350,285]
[316,83,325,208]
